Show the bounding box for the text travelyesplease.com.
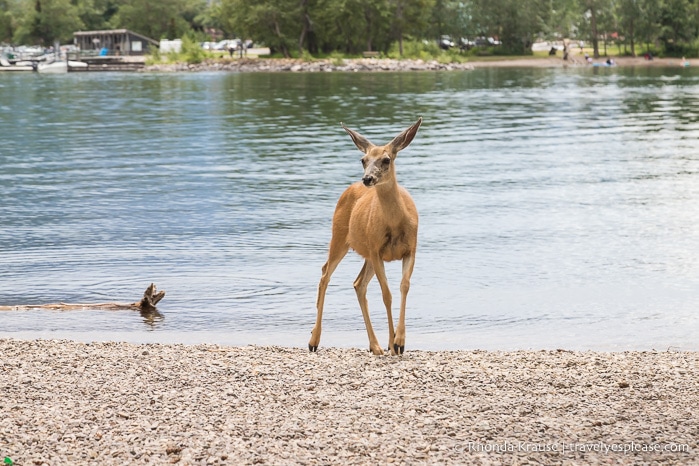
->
[457,441,690,455]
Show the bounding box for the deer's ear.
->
[342,123,374,153]
[388,117,422,153]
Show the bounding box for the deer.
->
[309,117,422,355]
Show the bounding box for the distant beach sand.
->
[468,55,693,68]
[1,339,696,465]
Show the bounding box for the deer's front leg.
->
[309,247,347,352]
[394,254,415,355]
[309,262,330,352]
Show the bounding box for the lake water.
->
[2,67,699,351]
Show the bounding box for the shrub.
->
[663,39,699,58]
[300,49,315,62]
[145,47,162,65]
[180,34,207,64]
[328,51,345,66]
[387,39,441,59]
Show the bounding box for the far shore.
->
[143,54,694,73]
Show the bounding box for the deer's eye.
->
[382,157,391,166]
[361,158,367,167]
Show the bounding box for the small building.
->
[159,39,182,54]
[73,29,158,56]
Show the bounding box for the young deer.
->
[309,118,422,355]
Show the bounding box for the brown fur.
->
[309,118,422,355]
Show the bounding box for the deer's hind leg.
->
[354,260,383,355]
[393,253,415,355]
[309,241,348,352]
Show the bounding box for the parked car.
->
[473,36,501,47]
[458,38,475,50]
[213,39,242,51]
[439,35,455,50]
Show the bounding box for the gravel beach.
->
[143,57,476,73]
[1,339,696,465]
[142,56,694,73]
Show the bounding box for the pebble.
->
[0,339,696,464]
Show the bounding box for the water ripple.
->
[2,68,699,350]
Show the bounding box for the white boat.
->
[69,60,89,70]
[0,56,33,71]
[0,65,34,72]
[37,60,66,73]
[37,60,88,73]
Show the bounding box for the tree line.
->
[1,0,699,58]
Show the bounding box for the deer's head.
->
[342,118,422,187]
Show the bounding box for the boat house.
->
[73,29,158,56]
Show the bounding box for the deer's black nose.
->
[362,176,374,186]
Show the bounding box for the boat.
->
[37,59,88,73]
[0,56,33,72]
[35,41,88,73]
[37,60,66,73]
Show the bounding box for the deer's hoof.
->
[309,344,318,352]
[393,343,405,355]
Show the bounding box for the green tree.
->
[22,0,84,45]
[471,0,546,54]
[659,0,695,54]
[579,0,614,58]
[354,0,393,52]
[637,0,663,53]
[617,0,641,56]
[110,0,192,39]
[0,0,17,43]
[392,0,434,55]
[429,0,473,44]
[206,0,236,37]
[219,0,288,57]
[181,0,208,33]
[75,0,119,31]
[218,0,313,57]
[544,0,579,40]
[10,0,699,57]
[505,0,548,54]
[313,0,392,54]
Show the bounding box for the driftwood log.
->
[0,283,165,312]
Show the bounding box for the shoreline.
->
[2,338,696,464]
[142,56,694,73]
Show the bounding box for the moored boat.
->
[0,56,34,71]
[37,59,89,73]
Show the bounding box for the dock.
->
[67,54,146,72]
